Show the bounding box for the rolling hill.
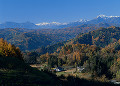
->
[73,26,120,47]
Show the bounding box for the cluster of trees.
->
[36,42,120,81]
[0,38,22,60]
[0,38,24,69]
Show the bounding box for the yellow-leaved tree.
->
[0,38,23,60]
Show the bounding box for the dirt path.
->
[64,68,76,73]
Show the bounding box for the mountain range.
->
[1,15,120,52]
[1,15,120,29]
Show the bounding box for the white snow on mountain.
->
[36,22,67,26]
[79,19,89,22]
[97,15,120,19]
[72,19,89,23]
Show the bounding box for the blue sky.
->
[0,0,120,24]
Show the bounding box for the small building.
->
[77,67,85,72]
[110,80,120,85]
[54,67,64,72]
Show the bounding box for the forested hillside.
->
[34,26,120,54]
[32,26,120,83]
[37,40,120,82]
[0,28,53,51]
[1,38,118,86]
[0,23,111,51]
[73,26,120,47]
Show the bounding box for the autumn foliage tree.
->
[0,38,23,60]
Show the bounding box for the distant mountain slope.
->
[0,22,39,29]
[0,28,53,51]
[0,23,113,51]
[36,23,111,39]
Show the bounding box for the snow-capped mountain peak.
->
[97,15,106,18]
[36,22,67,26]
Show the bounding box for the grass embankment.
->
[0,57,58,86]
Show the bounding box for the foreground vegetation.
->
[0,26,120,85]
[0,39,58,85]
